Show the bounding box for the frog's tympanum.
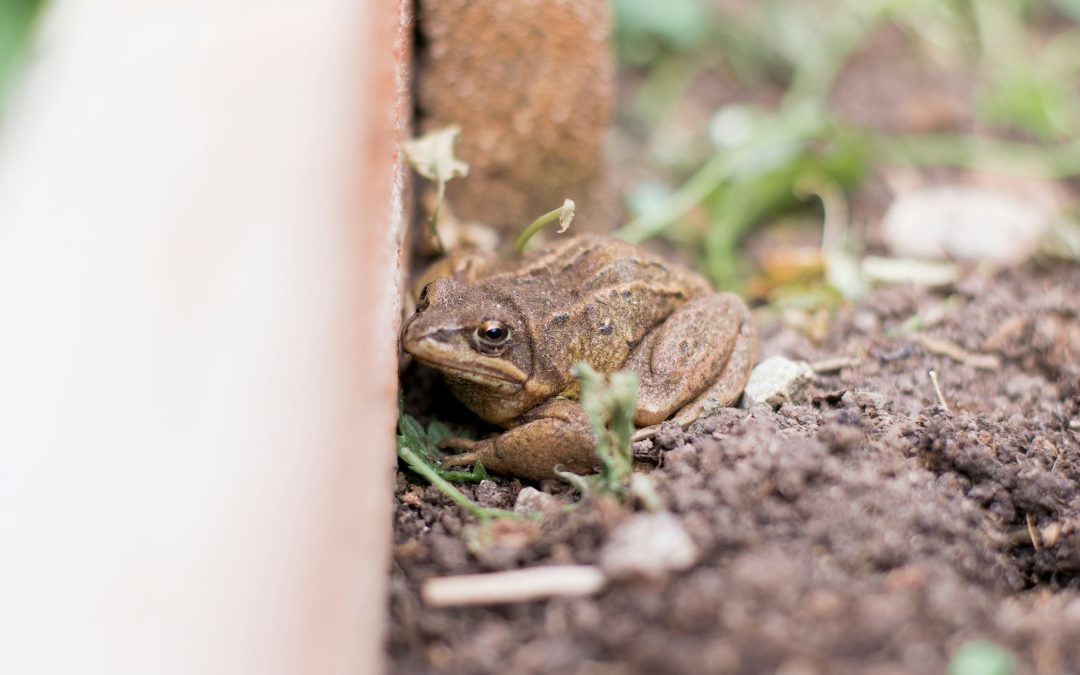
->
[401,235,755,481]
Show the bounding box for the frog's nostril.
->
[415,283,432,313]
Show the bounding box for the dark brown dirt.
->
[395,7,1080,672]
[389,262,1080,675]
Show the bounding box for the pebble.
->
[474,479,508,508]
[599,511,700,581]
[741,355,814,409]
[513,487,561,515]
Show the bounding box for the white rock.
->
[881,185,1050,266]
[600,511,699,581]
[512,487,561,515]
[741,355,814,409]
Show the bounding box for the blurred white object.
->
[881,185,1052,265]
[0,1,405,674]
[600,511,699,581]
[861,256,961,287]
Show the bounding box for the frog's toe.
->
[438,436,481,452]
[441,451,481,468]
[631,424,662,442]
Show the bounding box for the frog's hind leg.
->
[440,398,596,481]
[668,310,754,428]
[625,292,750,427]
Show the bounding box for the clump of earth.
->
[389,261,1080,675]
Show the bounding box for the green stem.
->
[397,445,525,521]
[704,193,749,288]
[782,1,891,113]
[515,204,570,254]
[631,55,699,126]
[852,129,1080,177]
[428,181,447,254]
[616,147,744,244]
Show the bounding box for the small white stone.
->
[741,355,814,409]
[1063,597,1080,627]
[600,511,699,581]
[512,487,561,515]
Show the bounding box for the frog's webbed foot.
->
[437,399,597,482]
[625,292,753,427]
[438,437,482,469]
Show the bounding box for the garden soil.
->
[389,262,1080,675]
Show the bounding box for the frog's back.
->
[487,234,710,298]
[485,235,711,386]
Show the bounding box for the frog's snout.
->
[415,277,458,311]
[400,314,432,355]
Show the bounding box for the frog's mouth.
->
[405,338,528,390]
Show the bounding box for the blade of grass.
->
[397,445,525,521]
[557,364,639,499]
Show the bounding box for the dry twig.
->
[929,369,950,412]
[1041,522,1062,549]
[910,333,1001,370]
[810,356,861,374]
[1026,513,1042,551]
[421,565,606,607]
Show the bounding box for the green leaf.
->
[1051,0,1080,24]
[612,0,711,63]
[947,641,1015,675]
[977,68,1077,140]
[399,415,429,456]
[426,419,454,447]
[397,413,492,484]
[0,0,44,102]
[397,445,523,521]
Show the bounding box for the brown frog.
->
[401,234,755,481]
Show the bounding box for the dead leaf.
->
[557,199,575,233]
[403,126,469,185]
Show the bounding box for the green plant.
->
[615,0,891,290]
[615,0,1080,296]
[611,0,713,65]
[0,0,46,103]
[402,126,469,253]
[555,363,639,499]
[515,199,575,254]
[947,640,1016,675]
[396,411,524,521]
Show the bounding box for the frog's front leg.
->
[624,292,751,427]
[440,398,597,481]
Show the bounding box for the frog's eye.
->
[474,320,511,349]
